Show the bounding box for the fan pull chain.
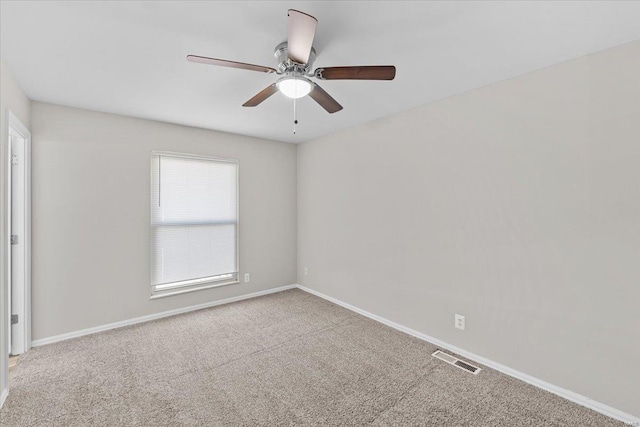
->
[293,92,297,134]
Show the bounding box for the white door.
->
[10,131,27,355]
[6,134,12,356]
[7,114,31,357]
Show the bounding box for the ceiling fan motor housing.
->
[274,42,316,74]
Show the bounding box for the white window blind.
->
[151,152,238,296]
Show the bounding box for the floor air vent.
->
[432,350,481,375]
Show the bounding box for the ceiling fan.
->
[187,9,396,114]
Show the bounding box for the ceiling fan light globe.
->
[277,77,313,99]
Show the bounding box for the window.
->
[150,152,238,297]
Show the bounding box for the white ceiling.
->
[2,1,640,143]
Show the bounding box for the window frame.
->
[149,150,240,299]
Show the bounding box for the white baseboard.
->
[0,388,7,409]
[32,285,296,347]
[295,284,640,426]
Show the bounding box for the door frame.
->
[7,111,32,355]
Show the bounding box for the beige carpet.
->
[0,289,625,426]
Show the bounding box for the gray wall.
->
[297,40,640,417]
[31,102,297,340]
[0,60,32,399]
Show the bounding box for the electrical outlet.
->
[455,314,465,330]
[244,273,250,283]
[303,267,309,275]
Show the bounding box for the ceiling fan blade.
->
[243,84,279,107]
[315,66,396,80]
[287,9,317,64]
[309,84,343,114]
[187,55,277,74]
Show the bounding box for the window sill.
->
[150,279,240,300]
